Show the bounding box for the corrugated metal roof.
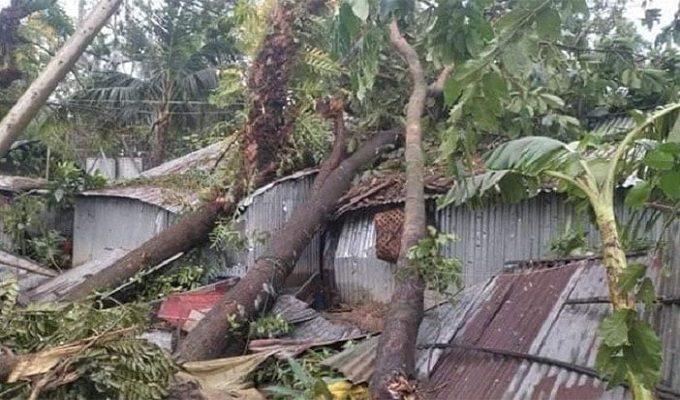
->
[418,255,680,400]
[321,253,680,399]
[78,140,233,212]
[80,151,317,214]
[141,140,233,177]
[79,185,198,213]
[336,168,453,215]
[590,116,636,138]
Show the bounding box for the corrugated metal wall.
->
[225,174,321,286]
[73,197,172,265]
[332,191,667,303]
[657,220,680,392]
[332,212,395,303]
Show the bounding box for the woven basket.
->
[374,207,405,263]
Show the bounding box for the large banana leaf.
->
[486,136,582,175]
[438,169,538,207]
[440,136,585,208]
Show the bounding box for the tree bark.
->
[370,21,431,399]
[0,0,123,158]
[147,107,171,168]
[174,129,397,362]
[60,200,226,301]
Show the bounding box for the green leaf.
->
[637,277,656,311]
[618,263,647,294]
[643,149,675,170]
[501,41,531,75]
[659,171,680,200]
[535,8,561,39]
[539,93,565,108]
[599,309,631,347]
[438,170,531,208]
[338,3,361,41]
[482,70,508,100]
[485,137,580,177]
[444,77,463,105]
[624,182,652,208]
[347,0,369,21]
[668,113,680,143]
[625,319,662,389]
[596,344,629,389]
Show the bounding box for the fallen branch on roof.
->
[174,129,398,361]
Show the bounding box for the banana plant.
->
[439,102,680,400]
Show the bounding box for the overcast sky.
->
[0,0,677,43]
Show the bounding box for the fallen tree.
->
[60,200,226,301]
[175,128,398,361]
[59,0,319,300]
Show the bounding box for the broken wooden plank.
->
[24,249,129,303]
[0,249,56,293]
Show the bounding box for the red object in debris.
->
[157,278,238,329]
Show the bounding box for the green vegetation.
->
[2,0,680,398]
[0,279,176,400]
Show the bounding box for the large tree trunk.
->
[60,200,226,301]
[370,21,430,399]
[0,0,123,158]
[241,0,306,183]
[174,129,397,362]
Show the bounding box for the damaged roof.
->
[322,255,680,399]
[336,167,454,215]
[79,139,317,213]
[78,140,234,212]
[419,255,680,400]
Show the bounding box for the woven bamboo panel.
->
[374,207,405,263]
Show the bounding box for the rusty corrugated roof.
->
[336,167,455,215]
[420,256,678,400]
[322,254,680,399]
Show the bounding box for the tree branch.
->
[428,65,454,95]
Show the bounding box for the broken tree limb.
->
[0,328,134,383]
[313,97,347,191]
[174,129,398,362]
[60,200,226,301]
